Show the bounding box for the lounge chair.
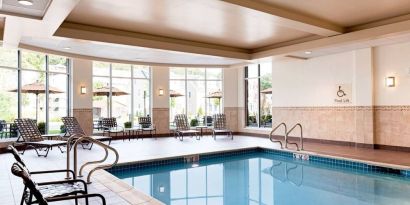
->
[174,114,200,141]
[14,119,66,157]
[11,162,106,205]
[101,117,124,139]
[212,114,233,140]
[138,116,156,139]
[61,117,112,149]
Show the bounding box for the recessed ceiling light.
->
[63,47,71,50]
[304,51,312,55]
[18,0,33,6]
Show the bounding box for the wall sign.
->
[334,84,352,104]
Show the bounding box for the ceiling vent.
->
[0,0,52,19]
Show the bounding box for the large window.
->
[92,62,150,126]
[0,48,70,134]
[245,62,272,128]
[169,68,223,128]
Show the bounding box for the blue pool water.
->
[109,151,410,205]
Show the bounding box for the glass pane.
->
[0,68,18,124]
[187,80,205,126]
[112,78,131,125]
[246,64,258,78]
[93,61,110,76]
[134,79,150,121]
[133,65,150,79]
[21,71,46,127]
[260,62,272,128]
[206,81,223,124]
[0,48,18,67]
[170,67,185,79]
[187,68,205,80]
[246,79,258,127]
[112,63,131,77]
[21,51,46,71]
[49,73,68,134]
[49,55,68,73]
[169,80,186,128]
[206,68,222,80]
[93,77,110,118]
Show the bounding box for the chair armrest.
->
[37,179,87,187]
[47,193,106,205]
[31,169,75,178]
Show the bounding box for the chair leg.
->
[20,186,27,205]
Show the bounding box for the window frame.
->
[0,48,71,134]
[169,67,223,128]
[92,62,151,126]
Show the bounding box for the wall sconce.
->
[158,88,164,96]
[80,86,87,94]
[385,76,395,87]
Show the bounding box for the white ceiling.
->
[0,0,51,18]
[20,36,246,66]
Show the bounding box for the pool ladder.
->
[66,135,119,183]
[270,123,304,151]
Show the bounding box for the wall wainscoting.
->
[269,105,410,148]
[152,108,170,134]
[73,108,93,136]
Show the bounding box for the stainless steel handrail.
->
[70,136,119,184]
[286,123,303,151]
[65,133,84,179]
[269,123,287,149]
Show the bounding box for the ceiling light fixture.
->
[18,0,33,6]
[304,51,312,55]
[63,47,71,50]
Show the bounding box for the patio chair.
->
[138,116,157,139]
[174,114,200,141]
[61,117,112,149]
[212,114,233,140]
[101,117,124,139]
[11,162,106,205]
[14,119,66,157]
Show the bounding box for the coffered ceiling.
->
[1,0,410,65]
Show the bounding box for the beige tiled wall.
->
[270,106,374,144]
[374,106,410,147]
[73,108,93,136]
[152,108,170,134]
[224,107,239,132]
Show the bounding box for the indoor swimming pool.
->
[108,149,410,205]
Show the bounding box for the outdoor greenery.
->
[190,118,199,127]
[37,122,46,134]
[124,121,132,128]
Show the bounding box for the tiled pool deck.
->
[1,135,410,205]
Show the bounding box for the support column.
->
[152,66,170,134]
[72,58,93,135]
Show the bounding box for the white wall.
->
[271,52,356,107]
[223,68,239,107]
[374,42,410,105]
[72,58,93,109]
[152,66,169,108]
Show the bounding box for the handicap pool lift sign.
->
[334,84,351,104]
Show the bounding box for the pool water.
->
[110,152,410,205]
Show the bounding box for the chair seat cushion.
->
[26,140,66,146]
[38,182,85,198]
[214,129,232,133]
[178,130,200,134]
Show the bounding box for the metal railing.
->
[269,122,287,149]
[286,123,304,151]
[66,135,119,183]
[269,162,304,187]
